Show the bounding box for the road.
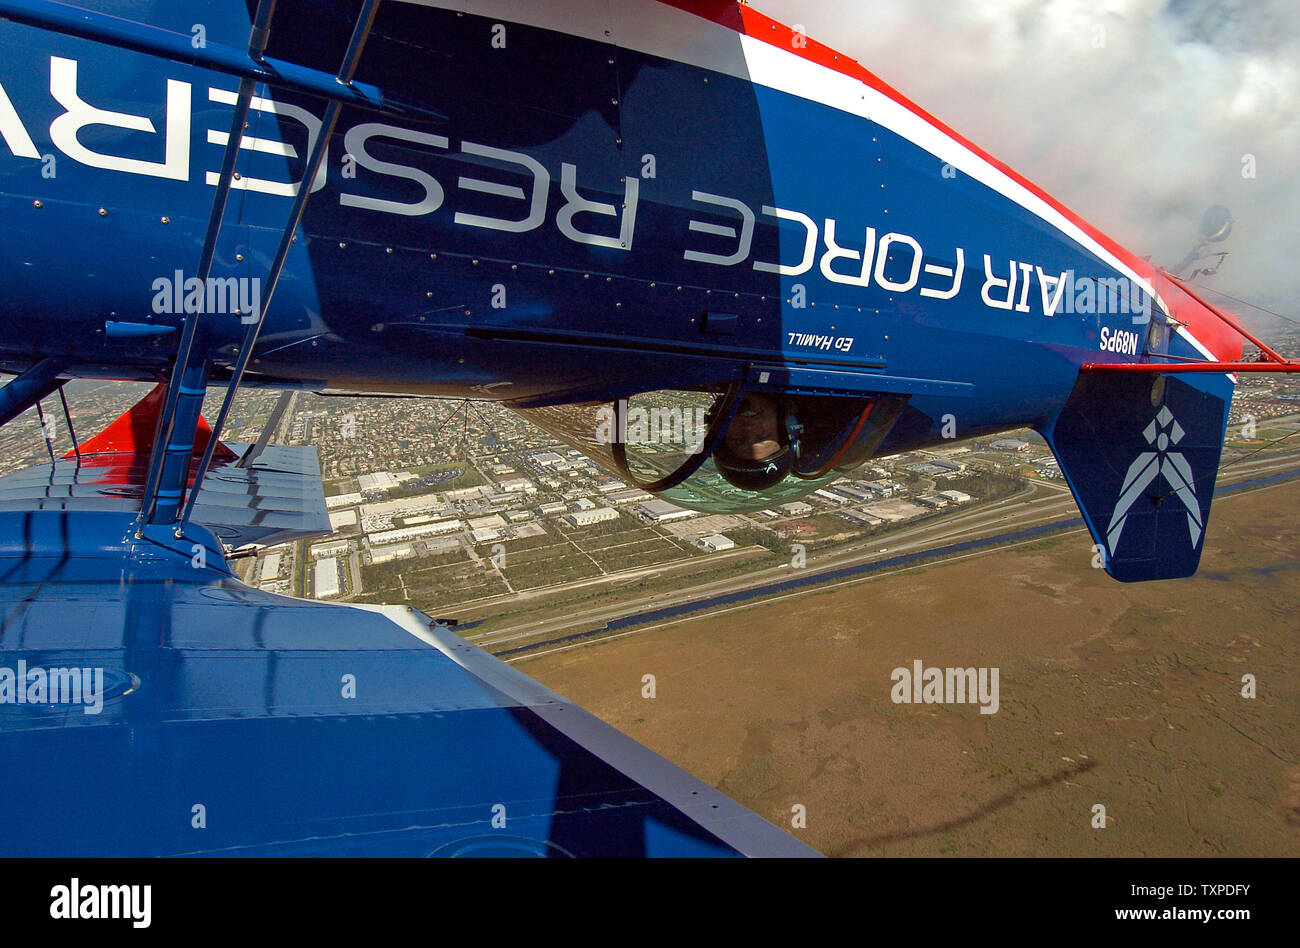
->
[468,449,1300,658]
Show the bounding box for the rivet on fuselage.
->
[472,258,478,264]
[161,216,170,224]
[430,253,437,260]
[426,291,433,297]
[236,253,244,261]
[339,242,346,248]
[386,247,393,254]
[98,207,107,217]
[32,200,41,208]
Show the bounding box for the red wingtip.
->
[62,384,238,462]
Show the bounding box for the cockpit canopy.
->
[513,383,906,513]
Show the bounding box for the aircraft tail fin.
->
[1040,369,1234,582]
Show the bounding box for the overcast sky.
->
[754,0,1299,334]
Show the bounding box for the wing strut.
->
[134,0,281,531]
[0,358,68,428]
[175,0,385,538]
[0,0,443,123]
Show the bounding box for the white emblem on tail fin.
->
[1107,406,1203,556]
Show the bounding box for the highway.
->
[466,449,1300,660]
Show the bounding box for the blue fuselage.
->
[0,0,1179,453]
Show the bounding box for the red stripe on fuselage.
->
[658,0,1242,363]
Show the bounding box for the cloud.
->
[754,0,1300,329]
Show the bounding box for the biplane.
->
[0,0,1292,856]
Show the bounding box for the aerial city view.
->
[1,0,1296,897]
[5,330,1295,858]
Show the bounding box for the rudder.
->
[1040,370,1234,582]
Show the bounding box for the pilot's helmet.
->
[712,392,797,490]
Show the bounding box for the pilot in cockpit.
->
[714,392,796,489]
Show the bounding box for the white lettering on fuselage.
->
[1099,325,1140,356]
[0,55,1155,322]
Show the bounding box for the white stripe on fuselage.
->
[398,3,1151,292]
[396,0,1232,363]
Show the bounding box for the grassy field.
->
[521,478,1300,857]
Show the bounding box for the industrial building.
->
[565,507,620,527]
[468,514,508,543]
[257,552,282,584]
[328,508,358,530]
[368,543,416,565]
[311,540,351,559]
[813,489,847,507]
[695,534,735,552]
[635,499,696,523]
[368,520,461,545]
[606,488,653,505]
[314,557,341,598]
